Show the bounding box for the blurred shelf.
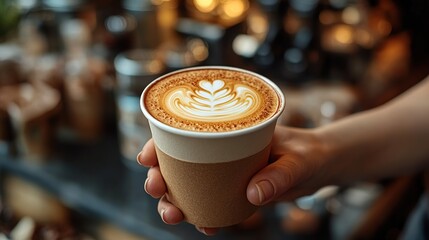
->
[0,134,293,240]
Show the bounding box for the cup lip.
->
[140,65,285,139]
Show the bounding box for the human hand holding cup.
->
[140,66,285,228]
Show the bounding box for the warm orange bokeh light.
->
[334,25,354,44]
[193,0,218,13]
[220,0,247,19]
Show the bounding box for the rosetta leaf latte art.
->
[164,79,261,122]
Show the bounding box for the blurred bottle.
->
[102,0,179,59]
[3,83,61,161]
[114,49,165,170]
[122,0,162,49]
[280,0,319,84]
[61,19,108,141]
[0,58,22,155]
[228,0,281,71]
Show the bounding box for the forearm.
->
[317,76,429,185]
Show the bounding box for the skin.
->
[137,75,429,236]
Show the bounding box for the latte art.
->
[143,68,281,132]
[164,79,261,122]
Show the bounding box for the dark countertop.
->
[0,134,309,240]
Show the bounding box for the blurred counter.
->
[0,133,301,240]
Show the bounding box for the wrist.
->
[313,127,342,186]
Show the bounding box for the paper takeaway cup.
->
[140,66,285,227]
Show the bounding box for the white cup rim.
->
[140,66,285,139]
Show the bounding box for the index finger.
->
[137,139,159,167]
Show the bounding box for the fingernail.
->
[254,180,275,205]
[144,178,149,193]
[160,208,167,223]
[136,152,143,165]
[196,226,207,235]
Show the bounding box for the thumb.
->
[247,157,306,206]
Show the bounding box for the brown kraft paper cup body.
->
[156,143,271,228]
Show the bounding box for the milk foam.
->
[143,68,281,132]
[164,79,261,122]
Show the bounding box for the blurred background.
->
[0,0,428,239]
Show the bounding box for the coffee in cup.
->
[141,66,285,227]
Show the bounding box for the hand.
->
[246,126,330,205]
[137,125,330,235]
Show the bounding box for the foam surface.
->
[144,68,280,132]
